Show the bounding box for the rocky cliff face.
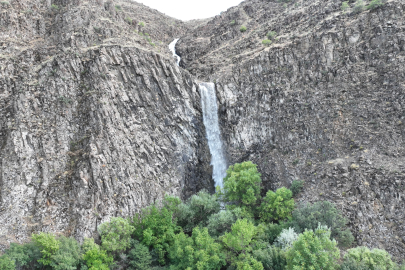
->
[178,0,405,259]
[0,0,212,247]
[2,0,405,260]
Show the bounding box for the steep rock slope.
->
[178,0,405,259]
[0,0,212,247]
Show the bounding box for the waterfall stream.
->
[169,39,227,189]
[199,83,227,189]
[169,38,181,66]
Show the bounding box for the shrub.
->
[252,246,286,270]
[344,246,395,270]
[275,228,299,250]
[262,39,272,46]
[340,258,372,270]
[221,219,260,267]
[0,255,15,270]
[267,31,277,39]
[341,1,350,12]
[207,208,244,238]
[290,201,354,247]
[230,20,236,25]
[98,217,135,253]
[175,190,221,233]
[353,0,365,14]
[260,222,290,245]
[125,17,132,24]
[132,204,180,265]
[223,161,262,214]
[367,0,384,10]
[115,5,122,10]
[50,4,59,10]
[286,225,340,270]
[139,21,145,27]
[259,187,294,222]
[169,227,226,269]
[32,232,60,266]
[82,238,114,270]
[234,253,263,270]
[290,180,304,196]
[128,240,152,270]
[5,242,42,269]
[240,25,247,32]
[50,236,81,270]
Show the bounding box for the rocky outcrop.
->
[178,0,405,259]
[0,0,212,248]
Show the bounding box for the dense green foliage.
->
[2,161,402,270]
[286,225,340,270]
[290,180,304,196]
[290,201,354,247]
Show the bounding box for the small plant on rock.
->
[139,21,145,27]
[267,31,277,40]
[262,39,272,46]
[115,5,122,11]
[353,0,365,14]
[367,0,384,10]
[230,20,236,25]
[290,180,304,197]
[341,1,350,13]
[240,25,247,32]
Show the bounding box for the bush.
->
[230,20,236,25]
[262,39,272,46]
[221,219,260,267]
[207,207,247,238]
[223,161,262,214]
[275,228,299,250]
[32,232,60,266]
[353,0,365,13]
[139,21,145,27]
[169,227,226,269]
[340,258,372,270]
[266,31,277,39]
[98,217,135,253]
[259,187,294,222]
[344,246,395,270]
[50,4,59,10]
[240,25,247,32]
[290,180,304,196]
[50,236,81,270]
[341,1,350,12]
[252,246,286,270]
[128,240,152,270]
[367,0,384,10]
[132,203,180,265]
[115,5,122,10]
[5,242,42,269]
[234,253,263,270]
[0,255,15,270]
[290,201,354,247]
[82,238,114,270]
[175,190,221,233]
[286,225,340,270]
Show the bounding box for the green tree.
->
[132,203,180,265]
[128,240,152,270]
[286,225,340,270]
[32,232,60,267]
[5,242,42,269]
[169,227,226,270]
[0,255,16,270]
[207,208,246,238]
[290,201,354,247]
[98,217,135,253]
[252,246,286,270]
[82,238,113,270]
[50,236,81,270]
[259,187,294,222]
[223,161,262,214]
[175,190,221,233]
[344,246,395,270]
[235,253,263,270]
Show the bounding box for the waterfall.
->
[199,82,227,189]
[169,38,181,66]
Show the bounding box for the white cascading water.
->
[168,38,181,66]
[199,83,227,189]
[168,39,227,189]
